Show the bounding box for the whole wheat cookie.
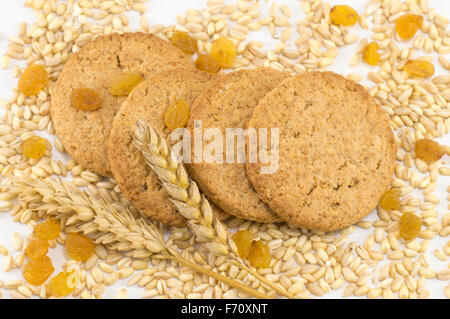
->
[186,67,291,223]
[51,32,192,177]
[108,68,228,227]
[246,71,397,232]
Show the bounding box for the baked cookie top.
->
[187,67,291,223]
[108,68,228,227]
[246,71,396,232]
[51,32,192,177]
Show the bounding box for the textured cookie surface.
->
[51,32,192,177]
[109,68,228,226]
[246,71,396,232]
[187,67,291,223]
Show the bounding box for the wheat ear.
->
[5,176,269,299]
[133,119,294,299]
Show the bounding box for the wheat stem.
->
[164,248,270,299]
[133,119,295,299]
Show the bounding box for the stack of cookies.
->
[51,32,396,232]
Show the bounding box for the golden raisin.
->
[247,240,271,269]
[210,37,236,68]
[404,60,435,78]
[47,271,78,297]
[164,99,190,131]
[395,14,423,40]
[232,230,253,258]
[109,71,144,96]
[65,233,95,262]
[18,64,49,96]
[362,42,380,66]
[22,136,47,159]
[415,139,445,164]
[170,31,198,54]
[195,54,221,74]
[34,219,60,240]
[71,88,103,111]
[399,212,421,241]
[25,238,49,260]
[23,255,54,285]
[330,5,359,26]
[379,188,401,211]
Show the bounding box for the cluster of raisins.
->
[23,219,60,286]
[23,219,95,297]
[170,30,236,73]
[232,230,271,268]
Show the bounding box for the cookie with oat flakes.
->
[109,68,228,227]
[186,67,291,223]
[246,71,396,232]
[51,32,193,177]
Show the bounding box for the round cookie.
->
[51,32,193,177]
[108,68,228,227]
[186,67,291,223]
[246,71,397,232]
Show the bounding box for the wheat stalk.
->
[4,176,269,299]
[133,119,295,299]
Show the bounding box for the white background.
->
[0,0,448,299]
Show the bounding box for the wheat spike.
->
[133,119,295,299]
[4,175,268,299]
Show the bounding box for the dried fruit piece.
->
[47,271,78,297]
[395,14,423,40]
[404,60,435,78]
[164,99,190,130]
[210,37,236,68]
[18,64,49,96]
[247,240,271,269]
[25,238,49,260]
[379,188,401,211]
[109,71,144,96]
[22,136,47,159]
[399,212,421,241]
[34,219,60,240]
[71,88,103,111]
[65,233,94,262]
[362,42,380,66]
[232,230,253,258]
[23,255,54,285]
[195,54,221,74]
[415,139,444,164]
[330,5,359,26]
[170,31,198,54]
